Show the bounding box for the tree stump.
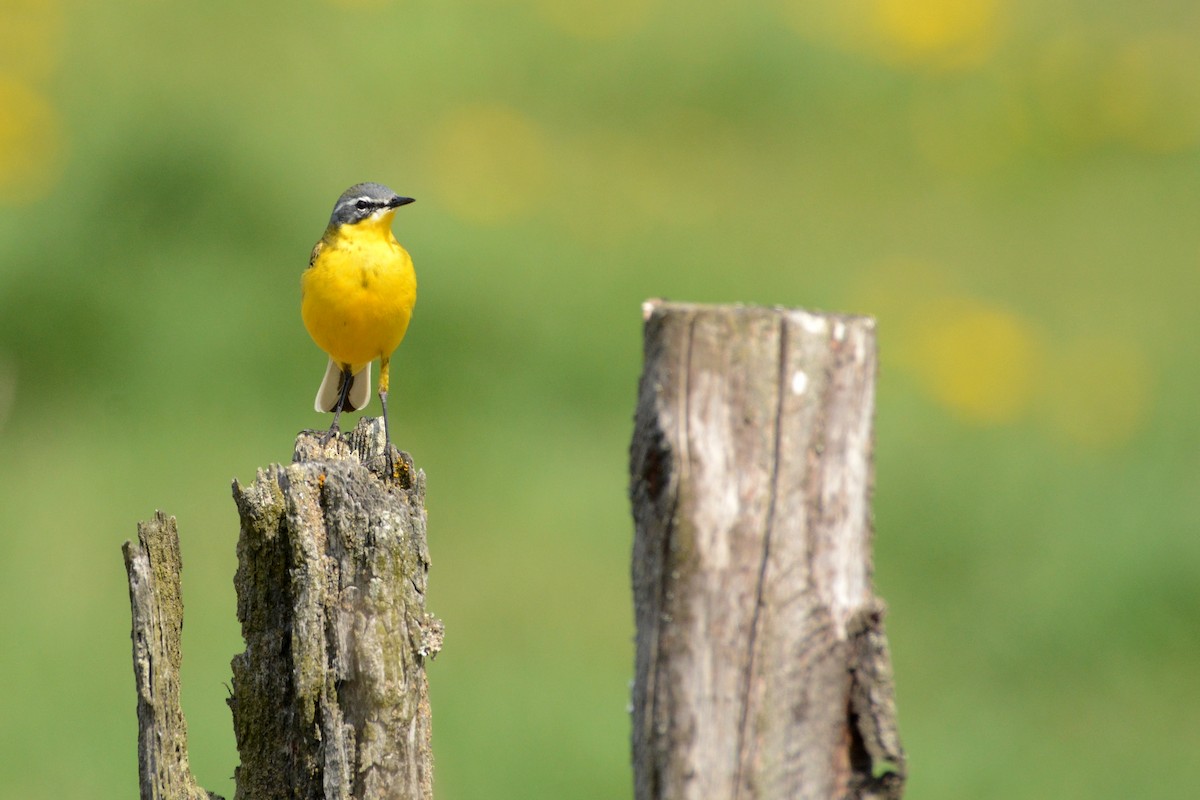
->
[629,301,905,800]
[229,417,442,800]
[125,417,441,800]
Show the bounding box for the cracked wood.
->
[630,301,905,800]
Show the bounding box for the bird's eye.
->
[355,199,370,210]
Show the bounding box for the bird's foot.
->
[317,422,340,447]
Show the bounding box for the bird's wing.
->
[307,238,326,269]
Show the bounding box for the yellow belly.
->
[301,231,416,369]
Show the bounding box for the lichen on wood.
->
[229,417,441,800]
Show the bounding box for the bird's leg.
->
[379,356,396,477]
[320,364,355,445]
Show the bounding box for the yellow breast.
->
[301,218,417,369]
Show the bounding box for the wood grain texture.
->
[229,417,441,800]
[123,511,220,800]
[630,301,905,800]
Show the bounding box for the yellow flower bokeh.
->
[908,295,1038,424]
[0,0,64,204]
[779,0,1006,72]
[871,0,1004,71]
[0,74,65,203]
[853,259,1155,447]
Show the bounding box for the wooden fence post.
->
[124,417,442,800]
[629,300,905,800]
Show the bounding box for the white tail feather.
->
[314,358,372,413]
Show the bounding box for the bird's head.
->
[328,182,414,229]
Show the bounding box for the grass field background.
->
[1,1,1197,798]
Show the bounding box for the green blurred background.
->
[1,0,1197,797]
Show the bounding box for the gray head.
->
[328,182,414,227]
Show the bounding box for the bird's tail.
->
[314,358,372,413]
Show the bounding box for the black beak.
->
[389,196,415,209]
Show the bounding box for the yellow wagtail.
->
[301,182,416,459]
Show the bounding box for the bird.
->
[301,182,416,466]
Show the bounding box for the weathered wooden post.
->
[123,512,221,800]
[629,301,905,800]
[124,417,442,800]
[229,417,442,800]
